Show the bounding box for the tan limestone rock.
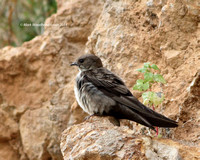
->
[61,116,200,160]
[0,142,19,160]
[0,0,200,159]
[0,0,103,159]
[20,106,64,160]
[163,50,184,69]
[86,0,200,143]
[61,116,147,160]
[0,108,18,141]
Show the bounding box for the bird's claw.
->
[84,114,95,121]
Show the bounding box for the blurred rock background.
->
[0,0,199,160]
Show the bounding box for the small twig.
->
[152,104,159,136]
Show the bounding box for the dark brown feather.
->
[82,67,178,128]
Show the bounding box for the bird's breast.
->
[74,72,115,115]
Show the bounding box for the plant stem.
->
[152,104,158,136]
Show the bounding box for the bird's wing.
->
[83,68,177,128]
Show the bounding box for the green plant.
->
[0,0,57,48]
[133,62,166,135]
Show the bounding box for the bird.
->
[71,54,178,131]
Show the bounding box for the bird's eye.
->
[79,59,84,63]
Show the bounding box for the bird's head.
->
[71,54,103,71]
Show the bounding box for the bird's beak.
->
[70,62,78,66]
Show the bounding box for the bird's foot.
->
[84,114,99,121]
[155,127,159,136]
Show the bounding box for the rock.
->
[143,137,200,160]
[19,102,86,160]
[163,50,183,69]
[0,0,200,159]
[20,106,65,160]
[61,116,200,160]
[0,109,18,141]
[0,0,103,159]
[143,137,181,160]
[61,116,147,160]
[0,142,19,160]
[86,0,200,143]
[174,72,200,145]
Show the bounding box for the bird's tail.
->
[128,103,178,129]
[143,113,178,128]
[112,103,178,130]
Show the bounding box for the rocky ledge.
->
[61,116,200,160]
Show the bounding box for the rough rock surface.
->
[0,0,200,159]
[0,0,103,159]
[86,0,200,143]
[61,116,200,160]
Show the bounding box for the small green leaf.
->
[142,91,164,106]
[154,74,166,84]
[142,92,149,100]
[133,80,150,91]
[144,72,154,82]
[143,82,150,91]
[133,79,144,91]
[136,68,148,73]
[151,92,165,106]
[151,64,160,70]
[144,62,151,69]
[133,84,141,91]
[142,92,153,105]
[136,79,144,84]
